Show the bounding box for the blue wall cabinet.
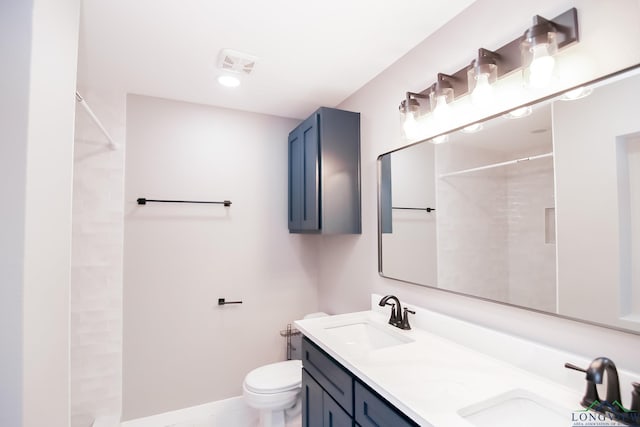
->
[302,337,418,427]
[288,107,361,234]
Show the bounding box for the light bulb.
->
[471,73,494,106]
[433,95,451,121]
[402,114,420,139]
[528,43,555,88]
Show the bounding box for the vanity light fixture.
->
[399,91,429,137]
[521,16,558,88]
[430,74,458,121]
[468,49,499,107]
[398,8,578,127]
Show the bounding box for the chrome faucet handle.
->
[400,308,415,330]
[565,362,600,407]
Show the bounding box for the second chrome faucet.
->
[565,357,640,425]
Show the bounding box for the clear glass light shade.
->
[399,98,423,139]
[430,87,453,122]
[468,64,497,106]
[402,114,421,139]
[521,32,558,88]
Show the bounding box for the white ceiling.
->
[77,0,475,119]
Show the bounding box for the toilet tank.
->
[289,312,328,360]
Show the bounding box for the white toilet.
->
[243,312,327,427]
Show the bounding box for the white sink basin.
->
[459,389,570,427]
[323,321,413,351]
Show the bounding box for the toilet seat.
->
[244,360,302,394]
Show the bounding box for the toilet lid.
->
[244,360,302,394]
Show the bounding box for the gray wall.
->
[122,95,319,420]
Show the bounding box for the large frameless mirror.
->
[378,63,640,334]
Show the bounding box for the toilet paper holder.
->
[218,298,243,305]
[280,323,301,360]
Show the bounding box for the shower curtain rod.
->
[75,91,118,150]
[439,152,553,178]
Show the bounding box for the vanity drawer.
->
[354,380,418,427]
[302,337,354,415]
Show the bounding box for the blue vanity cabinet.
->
[303,370,353,427]
[302,336,418,427]
[354,381,417,427]
[302,369,325,427]
[302,337,353,415]
[288,107,361,234]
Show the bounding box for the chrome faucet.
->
[565,357,622,409]
[378,295,402,327]
[378,295,414,330]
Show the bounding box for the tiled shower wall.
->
[436,145,510,301]
[436,143,556,309]
[70,89,126,426]
[506,157,556,312]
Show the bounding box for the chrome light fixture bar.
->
[399,8,579,125]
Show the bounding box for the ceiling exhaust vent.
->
[217,49,258,75]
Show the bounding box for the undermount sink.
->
[323,321,413,351]
[458,389,570,427]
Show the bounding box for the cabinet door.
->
[303,369,324,427]
[302,338,353,415]
[323,393,353,427]
[354,381,417,427]
[288,113,319,232]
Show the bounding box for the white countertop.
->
[295,309,587,427]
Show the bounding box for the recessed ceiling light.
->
[503,106,532,119]
[217,75,240,88]
[462,123,483,133]
[431,134,449,144]
[560,86,593,101]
